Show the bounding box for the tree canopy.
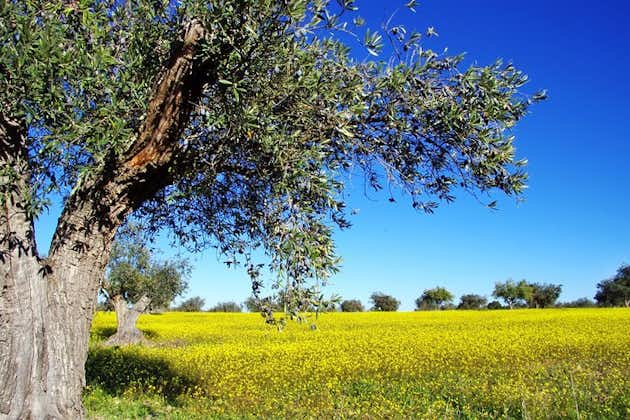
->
[595,264,630,307]
[1,0,543,321]
[208,301,243,312]
[340,299,364,312]
[528,282,562,308]
[416,287,454,310]
[0,2,544,415]
[492,280,532,309]
[101,224,190,344]
[174,296,206,312]
[457,294,487,310]
[370,292,400,311]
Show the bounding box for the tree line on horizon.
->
[100,256,630,317]
[97,234,628,346]
[96,222,627,345]
[341,270,628,311]
[172,265,630,313]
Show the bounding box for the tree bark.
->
[0,19,207,419]
[1,117,106,418]
[105,295,151,346]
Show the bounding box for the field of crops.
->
[85,309,629,419]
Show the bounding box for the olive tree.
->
[457,294,487,310]
[527,282,561,308]
[595,264,630,307]
[492,279,532,309]
[174,296,206,312]
[0,0,542,417]
[244,296,265,312]
[340,299,364,312]
[101,226,189,345]
[415,286,454,310]
[208,301,242,312]
[370,292,400,312]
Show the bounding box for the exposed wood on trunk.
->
[1,18,209,419]
[105,295,152,346]
[126,18,206,170]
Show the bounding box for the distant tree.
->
[416,287,454,310]
[208,301,242,312]
[595,265,630,307]
[340,299,365,312]
[270,289,339,313]
[174,296,206,312]
[370,292,400,312]
[457,294,488,310]
[317,299,339,313]
[487,300,503,310]
[243,294,290,313]
[492,280,532,309]
[528,283,562,308]
[556,298,596,308]
[244,296,261,312]
[101,225,189,345]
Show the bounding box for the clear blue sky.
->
[36,0,630,310]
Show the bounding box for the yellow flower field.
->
[85,309,630,419]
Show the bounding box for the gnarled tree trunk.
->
[105,295,151,346]
[0,117,112,418]
[0,19,207,419]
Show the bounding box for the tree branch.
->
[132,295,152,313]
[123,18,206,171]
[49,19,209,260]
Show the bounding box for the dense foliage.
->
[174,296,206,312]
[457,294,488,310]
[595,264,630,307]
[528,282,562,308]
[416,287,454,310]
[207,301,243,312]
[86,310,630,418]
[370,292,400,311]
[486,300,503,310]
[492,280,532,309]
[0,0,544,321]
[556,298,596,308]
[340,299,364,312]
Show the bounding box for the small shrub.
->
[207,301,242,312]
[487,300,503,310]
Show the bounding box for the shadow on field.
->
[91,326,116,341]
[91,326,159,341]
[86,346,196,404]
